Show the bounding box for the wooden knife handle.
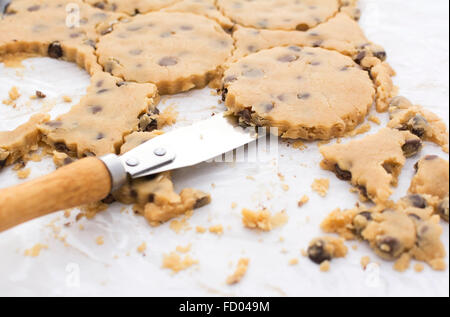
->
[0,157,111,232]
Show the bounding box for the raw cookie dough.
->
[222,46,375,140]
[320,195,447,271]
[217,0,340,31]
[388,96,449,153]
[96,12,234,94]
[39,72,160,157]
[320,128,422,204]
[112,131,211,226]
[307,236,348,264]
[410,155,449,200]
[231,13,375,62]
[0,113,50,168]
[1,0,124,74]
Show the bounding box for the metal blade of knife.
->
[113,113,259,181]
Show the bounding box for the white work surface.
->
[0,0,448,297]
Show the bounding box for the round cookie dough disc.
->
[96,12,234,94]
[217,0,340,30]
[223,46,375,140]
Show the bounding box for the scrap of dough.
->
[320,128,422,205]
[410,155,449,200]
[0,113,50,168]
[39,72,160,157]
[226,258,250,285]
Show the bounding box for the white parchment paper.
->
[0,0,448,296]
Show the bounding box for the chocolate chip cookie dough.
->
[39,72,160,157]
[388,96,449,153]
[1,0,123,74]
[320,128,422,205]
[96,12,233,94]
[222,46,375,140]
[217,0,341,31]
[307,236,348,264]
[0,113,50,169]
[320,195,447,271]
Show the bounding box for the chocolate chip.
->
[357,185,369,200]
[102,194,116,204]
[373,50,387,61]
[158,56,178,67]
[36,91,46,98]
[307,240,331,264]
[96,80,104,88]
[127,25,142,32]
[96,133,105,140]
[93,2,105,9]
[424,155,438,161]
[48,42,63,59]
[310,61,321,66]
[0,157,8,169]
[238,109,253,126]
[101,26,113,35]
[45,121,62,128]
[129,49,143,55]
[84,39,96,49]
[221,87,228,102]
[116,82,126,87]
[402,139,422,157]
[247,45,256,52]
[408,115,429,138]
[408,213,421,221]
[382,162,397,175]
[3,2,11,14]
[54,142,69,153]
[334,164,352,181]
[70,32,81,38]
[312,40,323,48]
[148,193,155,203]
[288,46,302,52]
[277,55,298,63]
[376,236,401,259]
[223,75,237,83]
[83,151,95,157]
[139,114,158,132]
[296,23,309,31]
[242,68,263,77]
[352,211,372,236]
[297,93,311,100]
[406,194,428,209]
[194,196,210,209]
[180,25,193,31]
[261,102,274,112]
[27,5,40,12]
[90,105,103,114]
[354,51,366,64]
[437,197,449,222]
[63,157,74,165]
[97,89,109,94]
[359,211,372,221]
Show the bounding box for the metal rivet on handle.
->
[154,147,167,156]
[126,157,140,167]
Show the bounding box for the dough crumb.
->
[289,258,299,266]
[3,86,20,107]
[292,140,307,151]
[368,115,381,125]
[298,195,310,207]
[162,252,198,273]
[226,258,250,285]
[319,260,331,272]
[176,244,192,253]
[345,123,371,137]
[62,95,72,103]
[361,256,371,270]
[414,263,425,273]
[170,218,191,234]
[311,178,330,197]
[209,225,224,235]
[281,184,290,191]
[137,242,147,254]
[24,243,48,257]
[242,209,288,231]
[96,236,104,246]
[16,168,31,179]
[158,105,178,128]
[196,226,207,233]
[231,202,237,209]
[307,237,348,264]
